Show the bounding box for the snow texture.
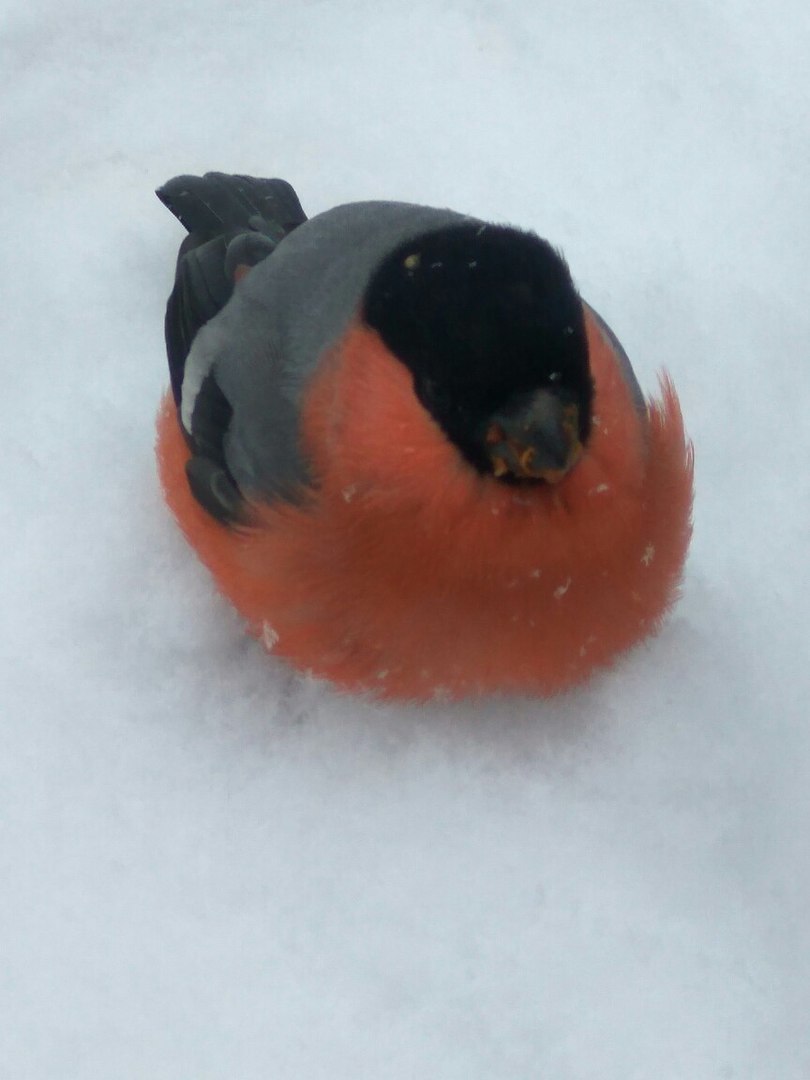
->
[2,1,809,1076]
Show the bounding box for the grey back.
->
[181,200,472,500]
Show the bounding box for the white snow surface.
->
[2,1,809,1076]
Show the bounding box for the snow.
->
[2,0,809,1076]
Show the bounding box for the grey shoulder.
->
[584,303,647,419]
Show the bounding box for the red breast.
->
[156,306,693,700]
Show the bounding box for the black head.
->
[363,222,593,482]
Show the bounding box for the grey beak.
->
[485,389,580,479]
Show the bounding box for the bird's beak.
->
[485,390,582,483]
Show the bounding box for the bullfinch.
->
[155,172,693,701]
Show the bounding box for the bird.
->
[155,171,693,701]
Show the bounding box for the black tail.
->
[157,172,307,404]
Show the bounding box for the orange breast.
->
[156,308,693,700]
